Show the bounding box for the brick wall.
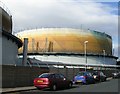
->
[2,65,49,88]
[1,65,117,88]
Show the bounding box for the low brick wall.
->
[1,65,117,88]
[2,65,49,88]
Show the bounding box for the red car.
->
[34,73,73,90]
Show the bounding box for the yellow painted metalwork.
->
[16,28,112,55]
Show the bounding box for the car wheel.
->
[100,79,102,82]
[84,80,88,85]
[93,80,95,84]
[51,84,57,91]
[104,78,106,81]
[68,82,72,88]
[36,87,41,90]
[85,80,88,85]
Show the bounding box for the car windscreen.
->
[92,72,98,75]
[77,72,92,76]
[77,72,85,76]
[39,73,50,78]
[77,73,81,76]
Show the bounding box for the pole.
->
[22,38,28,66]
[84,41,88,71]
[103,50,105,70]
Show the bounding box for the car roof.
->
[42,73,54,75]
[79,71,90,73]
[41,73,63,75]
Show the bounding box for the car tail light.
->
[34,80,35,83]
[34,78,49,84]
[84,76,87,79]
[34,79,37,83]
[43,78,49,84]
[44,78,49,82]
[74,77,76,79]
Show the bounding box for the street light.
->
[84,41,88,71]
[103,50,105,70]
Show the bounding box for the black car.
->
[92,71,107,82]
[112,72,120,78]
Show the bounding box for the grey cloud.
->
[1,0,118,56]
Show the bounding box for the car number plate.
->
[77,80,82,82]
[37,80,43,82]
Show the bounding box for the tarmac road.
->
[14,79,119,94]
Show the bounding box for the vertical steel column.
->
[22,38,28,66]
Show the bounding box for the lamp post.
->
[103,50,105,70]
[84,41,88,71]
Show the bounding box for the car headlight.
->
[94,76,97,79]
[113,73,117,76]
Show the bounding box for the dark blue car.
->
[73,71,95,84]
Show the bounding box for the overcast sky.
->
[0,0,119,56]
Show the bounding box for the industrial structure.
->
[0,2,119,88]
[0,2,118,69]
[0,4,22,65]
[16,28,117,69]
[17,28,112,55]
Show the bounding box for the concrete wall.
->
[2,65,117,88]
[2,35,18,65]
[0,7,2,89]
[0,7,2,31]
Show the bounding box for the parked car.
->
[33,73,73,90]
[73,71,95,85]
[112,71,120,78]
[92,71,107,82]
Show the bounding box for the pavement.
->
[1,86,36,93]
[0,77,113,93]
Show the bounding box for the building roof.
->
[2,30,22,48]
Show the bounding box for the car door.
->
[86,72,94,83]
[55,74,63,88]
[49,74,56,86]
[59,74,67,87]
